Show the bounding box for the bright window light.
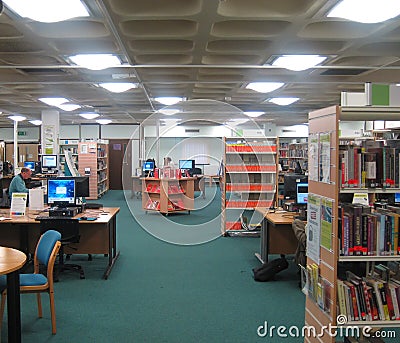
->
[4,0,90,23]
[79,112,99,120]
[57,104,81,111]
[39,97,69,106]
[268,97,300,106]
[158,109,181,116]
[69,54,122,71]
[327,0,400,23]
[246,82,284,93]
[8,115,26,122]
[154,97,185,106]
[99,83,137,93]
[96,119,112,125]
[272,55,327,71]
[243,111,264,118]
[29,120,42,126]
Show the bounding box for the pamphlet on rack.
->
[29,188,45,211]
[11,192,27,216]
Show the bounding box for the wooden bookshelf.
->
[305,106,400,343]
[59,139,79,173]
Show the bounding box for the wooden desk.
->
[0,246,26,343]
[0,207,120,279]
[254,209,298,263]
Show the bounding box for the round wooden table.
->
[0,246,26,343]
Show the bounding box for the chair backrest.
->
[36,230,62,266]
[39,218,80,245]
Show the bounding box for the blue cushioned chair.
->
[0,230,61,335]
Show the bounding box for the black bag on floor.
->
[252,256,289,282]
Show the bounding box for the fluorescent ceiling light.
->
[243,111,264,118]
[154,97,185,106]
[8,115,26,122]
[29,120,42,126]
[96,119,112,125]
[99,83,137,93]
[79,112,99,120]
[57,104,81,111]
[4,0,90,23]
[69,54,122,71]
[158,109,181,116]
[268,97,300,106]
[246,82,284,93]
[327,0,400,23]
[272,55,327,71]
[39,97,69,106]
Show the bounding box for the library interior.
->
[1,1,400,343]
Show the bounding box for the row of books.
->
[339,140,400,188]
[339,203,400,256]
[337,268,400,322]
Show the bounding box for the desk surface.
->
[0,207,120,224]
[0,246,26,275]
[255,208,298,225]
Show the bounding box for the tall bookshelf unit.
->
[59,139,79,173]
[78,140,109,199]
[305,106,400,343]
[221,137,278,235]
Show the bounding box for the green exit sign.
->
[18,131,27,136]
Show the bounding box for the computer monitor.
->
[24,161,36,171]
[41,154,58,173]
[283,173,308,200]
[142,161,155,172]
[296,182,308,205]
[47,178,75,207]
[395,192,400,204]
[179,159,195,170]
[57,176,89,198]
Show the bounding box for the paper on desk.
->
[11,192,27,216]
[0,217,11,221]
[29,188,45,211]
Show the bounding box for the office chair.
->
[0,230,61,334]
[39,218,85,280]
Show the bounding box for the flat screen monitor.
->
[143,161,155,172]
[296,183,308,205]
[395,192,400,204]
[179,159,195,170]
[47,178,75,206]
[41,155,57,169]
[57,176,89,198]
[283,173,308,200]
[24,161,36,171]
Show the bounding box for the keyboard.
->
[35,216,72,221]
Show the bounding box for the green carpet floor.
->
[2,188,307,343]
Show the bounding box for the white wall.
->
[81,125,99,139]
[0,126,40,141]
[101,124,139,139]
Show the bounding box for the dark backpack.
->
[252,256,289,282]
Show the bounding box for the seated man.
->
[8,167,32,199]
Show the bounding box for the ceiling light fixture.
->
[158,109,181,116]
[57,104,81,111]
[69,54,122,71]
[29,120,42,126]
[79,112,99,120]
[154,97,185,106]
[268,97,300,106]
[8,115,26,122]
[39,97,69,106]
[272,55,327,71]
[243,111,264,118]
[99,83,137,93]
[246,82,284,93]
[4,0,90,23]
[327,0,400,23]
[96,119,112,125]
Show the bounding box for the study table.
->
[254,209,299,263]
[0,246,26,343]
[0,207,120,280]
